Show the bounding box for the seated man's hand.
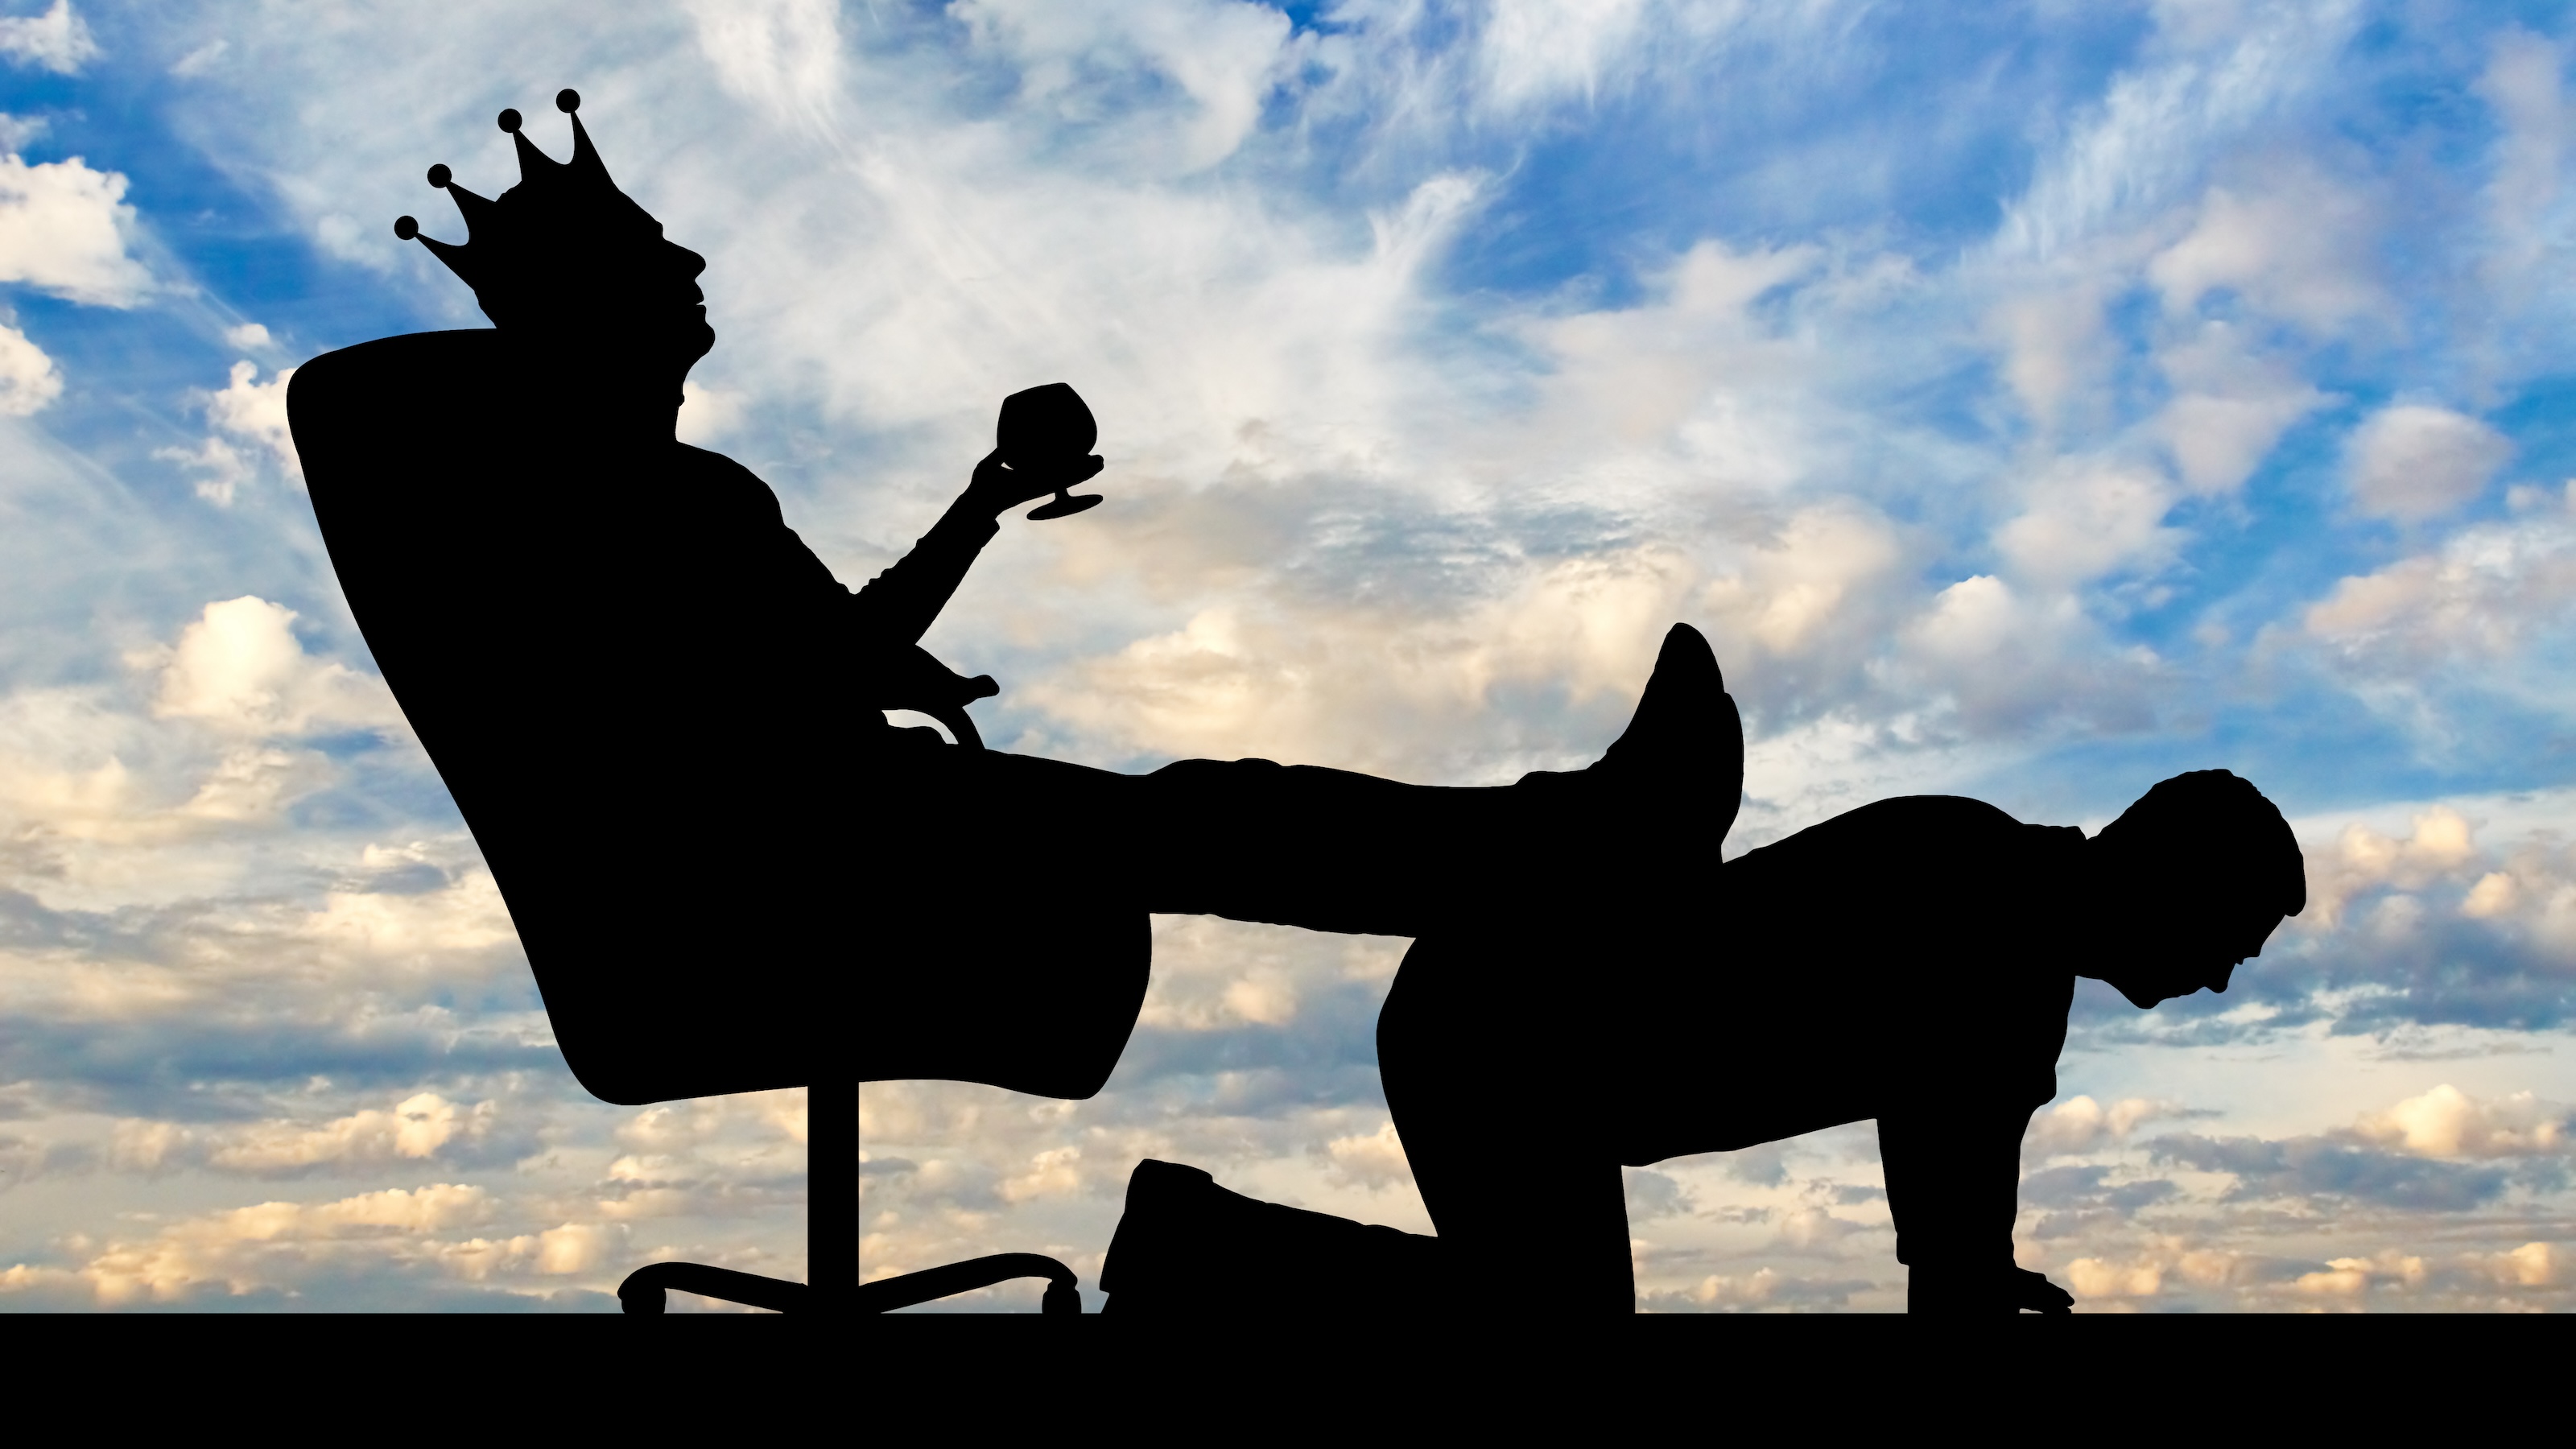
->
[966,448,1105,515]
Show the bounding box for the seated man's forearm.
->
[848,488,1004,649]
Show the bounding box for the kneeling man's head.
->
[2085,770,2305,1008]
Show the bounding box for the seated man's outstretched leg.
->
[861,624,1743,1102]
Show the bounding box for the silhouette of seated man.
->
[285,96,1702,1114]
[1376,626,2308,1315]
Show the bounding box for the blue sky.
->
[2,0,2573,1310]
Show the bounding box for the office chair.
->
[291,331,1094,1314]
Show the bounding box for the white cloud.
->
[2350,1084,2569,1159]
[2293,1251,2424,1298]
[1991,283,2110,431]
[1478,0,1648,113]
[1690,1267,1781,1307]
[1897,572,2163,735]
[1322,1120,1413,1191]
[0,318,61,415]
[675,378,746,445]
[947,0,1297,173]
[70,1183,505,1303]
[1699,502,1906,662]
[147,597,399,740]
[2482,1241,2561,1287]
[1999,0,2363,259]
[0,0,99,76]
[2152,320,2327,494]
[2344,405,2512,521]
[159,360,301,501]
[2026,1095,2190,1158]
[108,1093,505,1177]
[2301,487,2576,675]
[203,361,299,480]
[1026,543,1699,775]
[683,0,844,140]
[2148,167,2384,333]
[1995,459,2183,588]
[0,152,151,306]
[221,322,271,351]
[2066,1256,2164,1298]
[2477,31,2566,288]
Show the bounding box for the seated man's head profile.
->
[394,89,711,415]
[2084,768,2306,1008]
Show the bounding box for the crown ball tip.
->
[425,163,452,188]
[394,216,419,241]
[497,107,523,134]
[556,89,580,114]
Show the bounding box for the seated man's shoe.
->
[1515,621,1744,848]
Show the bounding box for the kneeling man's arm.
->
[1880,1104,2074,1315]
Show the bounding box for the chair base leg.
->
[859,1253,1081,1314]
[618,1261,808,1314]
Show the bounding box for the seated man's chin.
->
[2116,980,2184,1009]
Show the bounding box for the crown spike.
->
[563,108,609,183]
[497,108,522,134]
[556,89,580,114]
[426,163,452,188]
[393,215,419,241]
[415,232,480,285]
[443,178,497,225]
[510,126,564,180]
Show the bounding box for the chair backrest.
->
[290,331,820,1104]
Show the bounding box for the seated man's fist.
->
[968,448,1104,514]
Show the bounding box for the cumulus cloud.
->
[2348,1084,2570,1160]
[2149,1132,2514,1210]
[106,1092,512,1178]
[2066,1255,2163,1299]
[2343,405,2512,522]
[2151,320,2328,495]
[2301,486,2576,678]
[155,361,301,504]
[29,1183,628,1307]
[0,318,60,415]
[2025,1095,2194,1158]
[2147,166,2385,334]
[948,0,1298,174]
[1995,459,2183,588]
[2477,30,2568,292]
[0,0,97,76]
[1322,1120,1414,1192]
[2300,807,2482,929]
[0,151,151,306]
[146,597,400,741]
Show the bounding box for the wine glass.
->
[997,382,1104,520]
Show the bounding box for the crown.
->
[392,90,665,330]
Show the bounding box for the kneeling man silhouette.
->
[1374,625,2306,1315]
